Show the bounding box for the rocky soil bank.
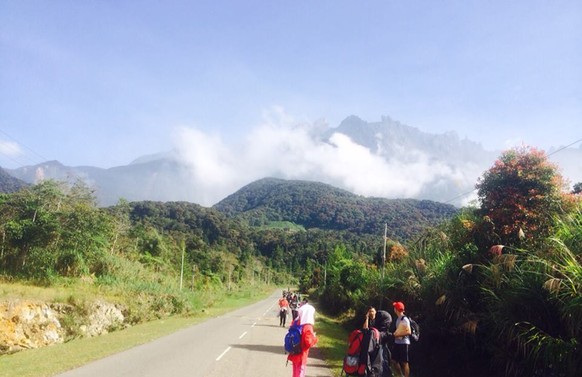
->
[0,299,125,355]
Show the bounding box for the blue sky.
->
[1,1,581,174]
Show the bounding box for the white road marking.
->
[252,322,257,327]
[239,331,248,339]
[216,346,232,361]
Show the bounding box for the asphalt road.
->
[55,290,333,377]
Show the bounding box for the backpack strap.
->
[400,315,412,339]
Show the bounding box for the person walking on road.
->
[287,298,318,377]
[390,301,411,377]
[278,294,290,327]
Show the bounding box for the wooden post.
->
[179,240,185,290]
[382,223,387,279]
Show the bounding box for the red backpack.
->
[342,328,380,376]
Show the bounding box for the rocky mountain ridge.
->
[3,115,581,207]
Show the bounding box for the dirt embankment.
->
[0,300,125,355]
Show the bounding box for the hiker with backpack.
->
[286,298,318,377]
[290,294,299,321]
[279,294,290,327]
[342,325,382,376]
[390,302,411,377]
[363,307,393,377]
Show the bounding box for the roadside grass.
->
[0,280,119,304]
[314,310,350,377]
[0,285,274,377]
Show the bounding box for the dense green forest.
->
[0,174,452,326]
[0,145,580,376]
[214,177,457,240]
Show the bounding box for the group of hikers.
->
[277,290,301,327]
[360,302,412,377]
[279,291,414,377]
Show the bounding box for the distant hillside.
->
[5,115,580,207]
[6,157,195,206]
[214,177,458,241]
[0,167,29,193]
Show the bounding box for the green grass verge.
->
[314,310,350,377]
[0,286,274,377]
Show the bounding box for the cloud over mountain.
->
[6,111,579,207]
[171,109,496,206]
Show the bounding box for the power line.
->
[443,137,582,205]
[0,129,95,188]
[547,138,582,157]
[0,128,51,168]
[444,189,479,205]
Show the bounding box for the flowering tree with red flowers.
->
[476,146,569,246]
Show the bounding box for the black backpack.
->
[403,316,420,342]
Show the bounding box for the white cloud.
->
[171,108,487,206]
[171,127,241,205]
[0,140,22,157]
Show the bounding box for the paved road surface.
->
[55,290,333,377]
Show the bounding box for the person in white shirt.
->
[390,301,411,377]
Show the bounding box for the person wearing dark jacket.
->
[363,306,393,377]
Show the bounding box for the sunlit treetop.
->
[476,146,574,246]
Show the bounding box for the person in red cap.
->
[390,301,411,377]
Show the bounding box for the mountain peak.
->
[129,150,177,165]
[339,115,366,126]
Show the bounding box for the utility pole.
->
[179,240,185,291]
[382,223,387,279]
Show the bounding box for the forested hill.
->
[0,168,29,193]
[213,177,458,241]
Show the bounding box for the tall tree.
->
[476,146,569,246]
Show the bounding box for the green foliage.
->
[318,244,379,315]
[312,152,582,376]
[0,180,113,280]
[3,160,579,376]
[260,221,305,231]
[476,146,569,247]
[401,201,581,377]
[0,181,284,329]
[470,241,582,377]
[214,177,457,241]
